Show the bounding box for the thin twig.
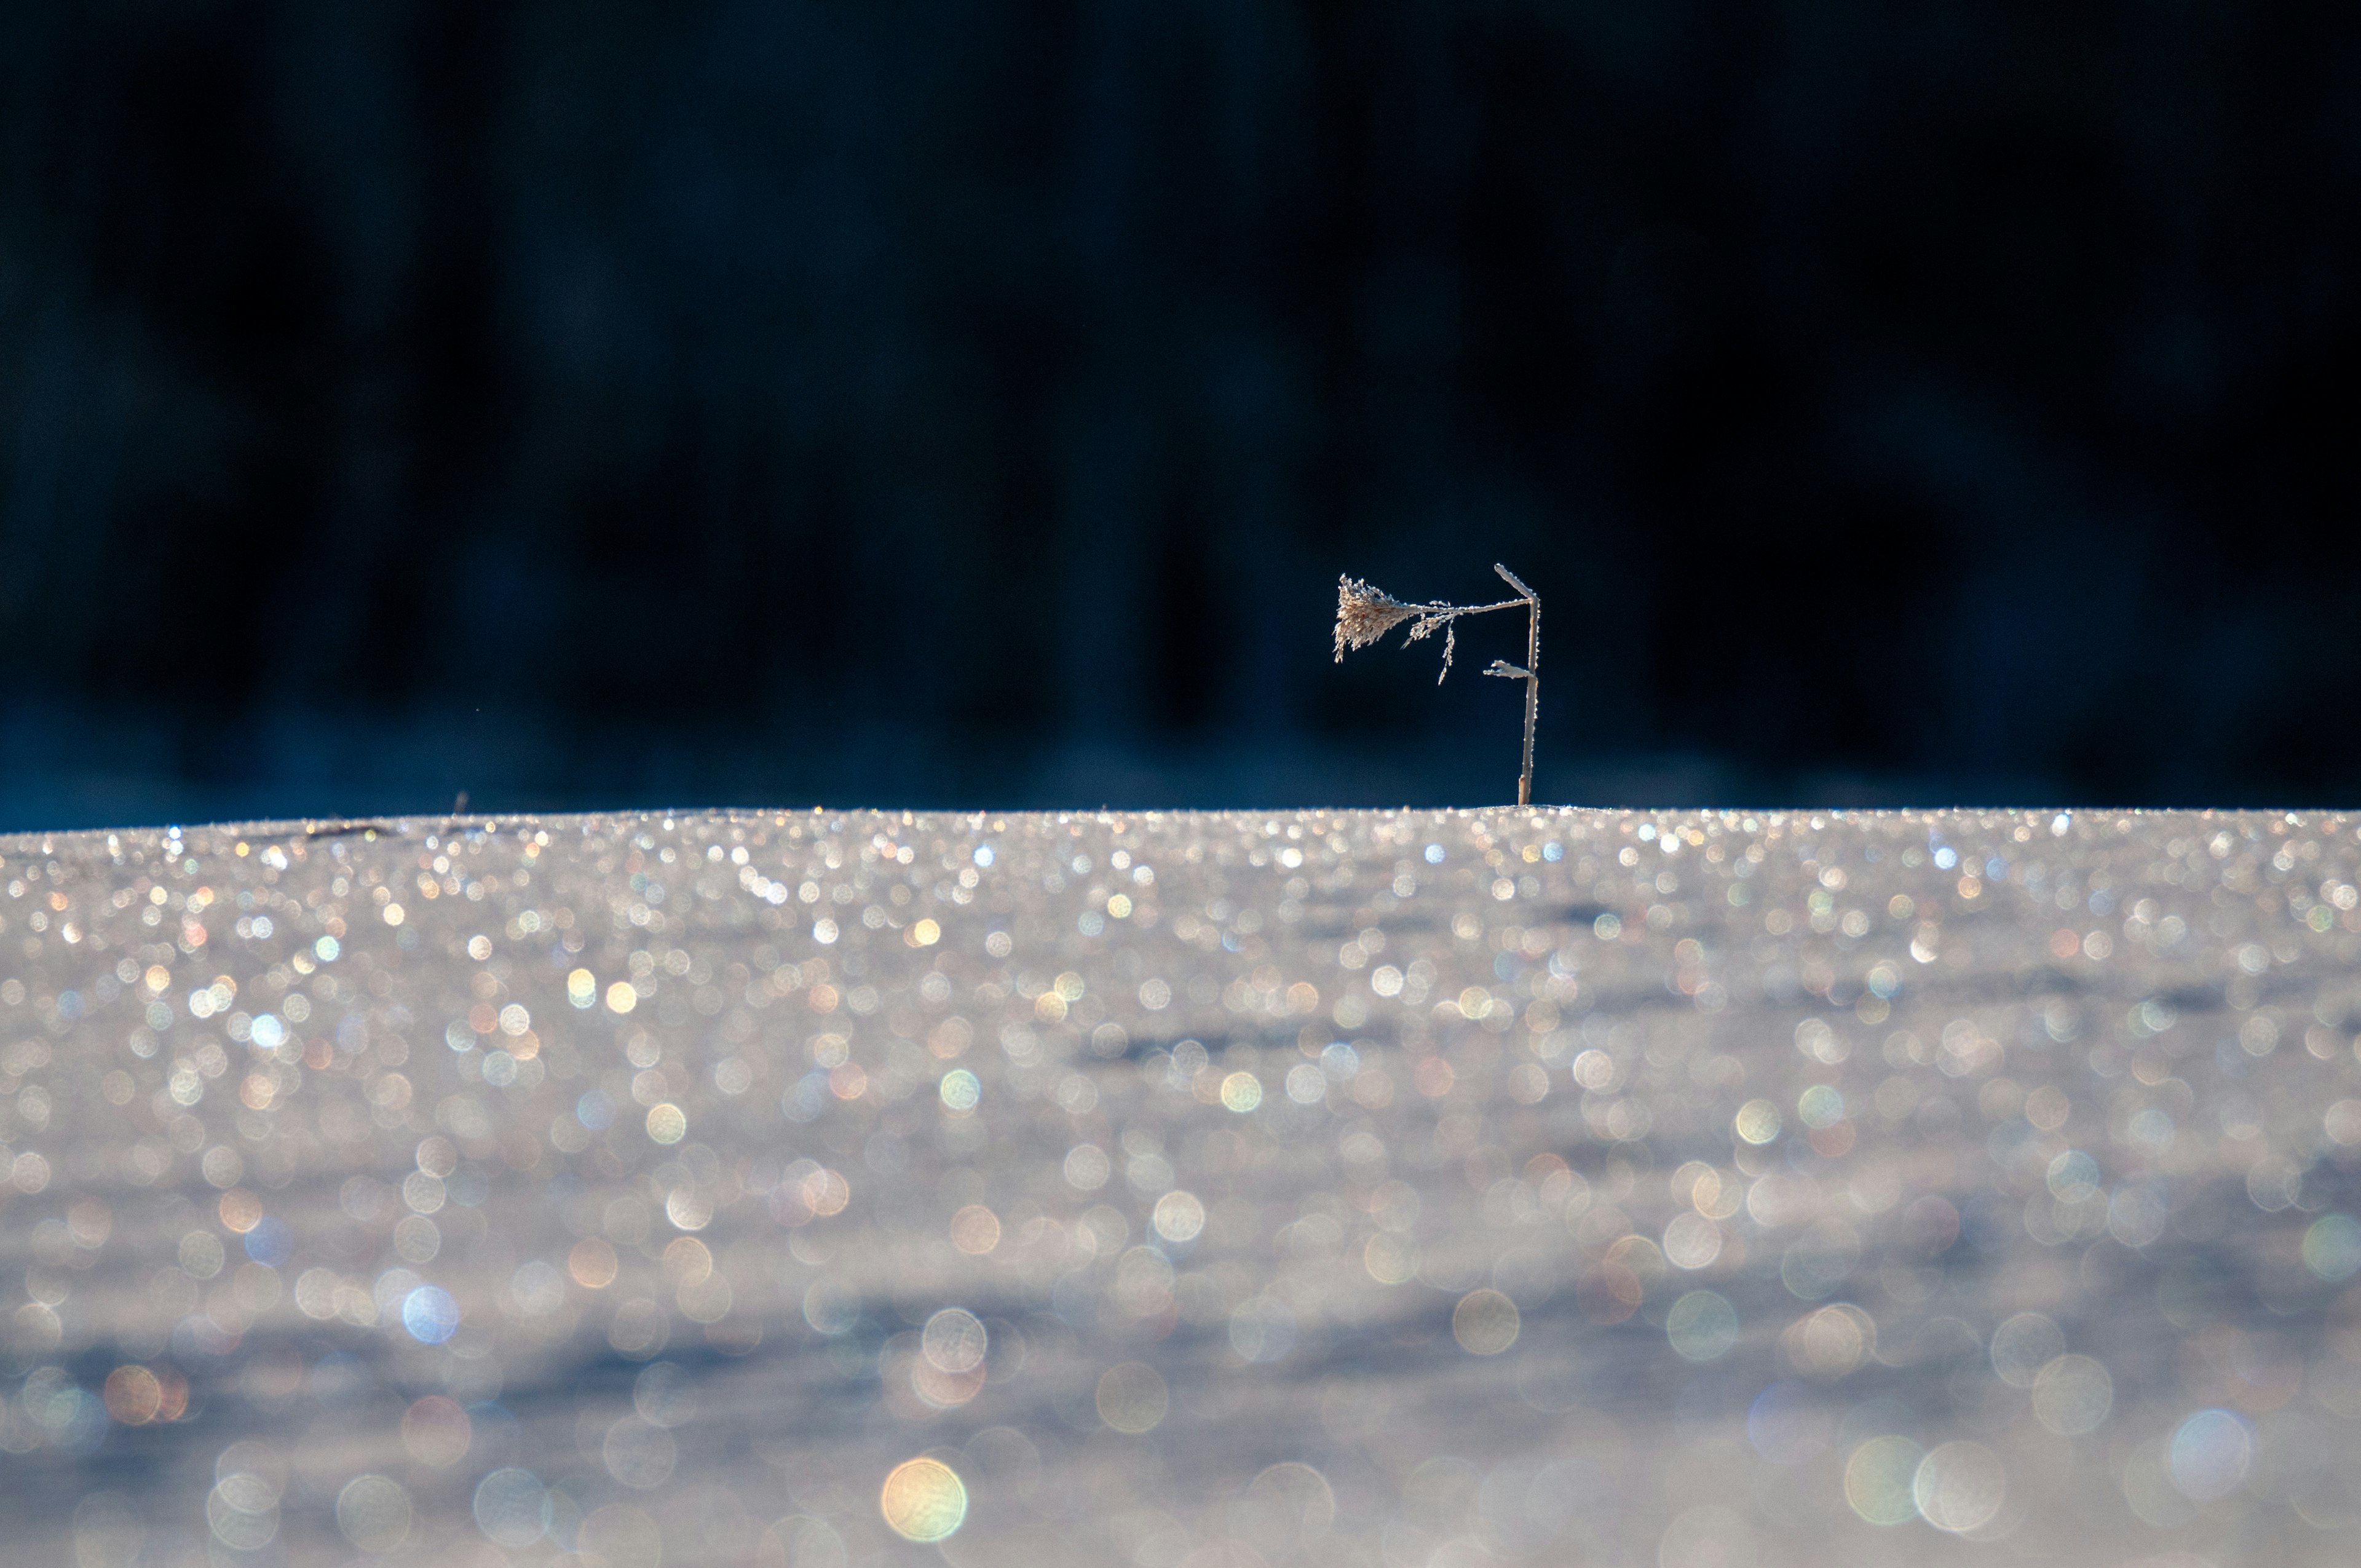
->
[1487,564,1540,807]
[1333,566,1542,804]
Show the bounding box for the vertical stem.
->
[1519,593,1539,807]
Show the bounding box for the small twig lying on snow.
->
[1333,564,1542,806]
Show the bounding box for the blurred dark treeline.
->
[4,1,2359,828]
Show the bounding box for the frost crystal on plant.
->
[1332,577,1421,660]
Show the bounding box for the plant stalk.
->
[1519,593,1538,807]
[1333,564,1540,805]
[1491,563,1539,807]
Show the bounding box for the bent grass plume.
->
[1333,564,1541,806]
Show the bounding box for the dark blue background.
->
[4,2,2357,828]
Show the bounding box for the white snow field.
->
[2,807,2360,1565]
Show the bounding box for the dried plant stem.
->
[1493,564,1539,807]
[1332,563,1542,805]
[1520,613,1537,805]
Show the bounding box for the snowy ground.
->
[2,806,2359,1566]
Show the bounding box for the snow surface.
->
[2,806,2360,1564]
